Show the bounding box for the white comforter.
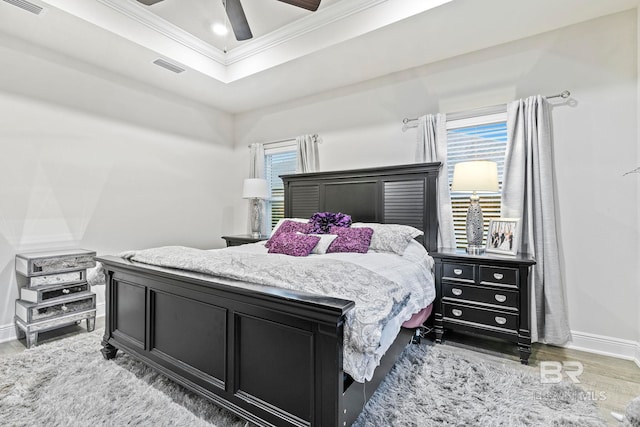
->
[224,240,436,382]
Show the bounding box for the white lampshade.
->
[451,161,499,193]
[242,178,268,199]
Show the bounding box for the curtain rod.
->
[247,134,319,148]
[401,90,571,130]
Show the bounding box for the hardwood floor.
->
[439,330,640,426]
[0,321,638,426]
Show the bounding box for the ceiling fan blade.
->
[277,0,321,12]
[136,0,165,5]
[223,0,253,41]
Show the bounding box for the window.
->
[264,146,296,232]
[446,112,507,249]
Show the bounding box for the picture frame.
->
[486,218,520,255]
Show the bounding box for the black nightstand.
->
[431,249,536,364]
[222,234,268,247]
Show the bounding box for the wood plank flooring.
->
[440,330,640,426]
[0,321,638,426]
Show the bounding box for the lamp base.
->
[249,198,263,238]
[466,245,485,255]
[465,196,484,249]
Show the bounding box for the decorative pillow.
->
[298,232,338,254]
[309,212,352,234]
[326,226,373,254]
[352,222,424,255]
[266,220,311,248]
[267,232,320,257]
[270,218,309,235]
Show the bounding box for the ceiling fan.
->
[136,0,321,41]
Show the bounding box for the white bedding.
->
[223,240,436,381]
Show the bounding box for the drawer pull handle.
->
[453,268,463,275]
[493,273,504,280]
[61,304,68,312]
[451,309,463,317]
[495,316,507,325]
[451,288,463,296]
[494,294,507,303]
[62,289,70,294]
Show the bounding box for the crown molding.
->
[96,0,388,67]
[225,0,389,64]
[96,0,227,65]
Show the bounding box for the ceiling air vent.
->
[3,0,43,15]
[153,58,185,74]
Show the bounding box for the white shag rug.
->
[0,329,608,426]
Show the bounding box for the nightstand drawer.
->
[15,292,96,323]
[20,282,89,303]
[16,249,96,276]
[479,266,518,287]
[442,283,518,309]
[442,262,475,282]
[21,271,86,289]
[443,302,518,331]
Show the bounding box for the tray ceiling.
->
[0,0,638,113]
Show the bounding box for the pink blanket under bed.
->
[402,304,433,328]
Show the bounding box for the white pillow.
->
[401,240,433,269]
[297,232,337,255]
[352,222,423,255]
[270,218,309,235]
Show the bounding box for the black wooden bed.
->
[98,162,440,427]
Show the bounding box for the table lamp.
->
[451,160,499,254]
[242,178,268,238]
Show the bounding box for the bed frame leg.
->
[411,328,421,344]
[411,326,433,344]
[101,338,118,360]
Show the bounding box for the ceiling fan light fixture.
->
[211,22,229,36]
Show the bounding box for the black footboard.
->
[99,255,361,427]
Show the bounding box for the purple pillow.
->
[326,226,373,253]
[267,232,320,257]
[309,212,352,234]
[266,220,311,248]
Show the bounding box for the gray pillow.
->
[352,222,423,255]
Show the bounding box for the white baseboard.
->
[0,302,105,344]
[566,330,640,368]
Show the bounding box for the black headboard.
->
[281,162,441,252]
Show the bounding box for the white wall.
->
[0,37,241,340]
[236,12,640,354]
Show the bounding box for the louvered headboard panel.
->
[281,163,441,252]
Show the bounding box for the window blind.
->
[265,149,296,231]
[447,115,507,248]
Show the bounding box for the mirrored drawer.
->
[20,283,89,303]
[20,271,86,289]
[442,262,475,282]
[15,249,96,276]
[15,292,96,323]
[479,266,518,287]
[442,283,518,309]
[443,302,518,331]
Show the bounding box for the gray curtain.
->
[249,142,265,179]
[502,95,571,345]
[296,134,320,173]
[415,114,455,250]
